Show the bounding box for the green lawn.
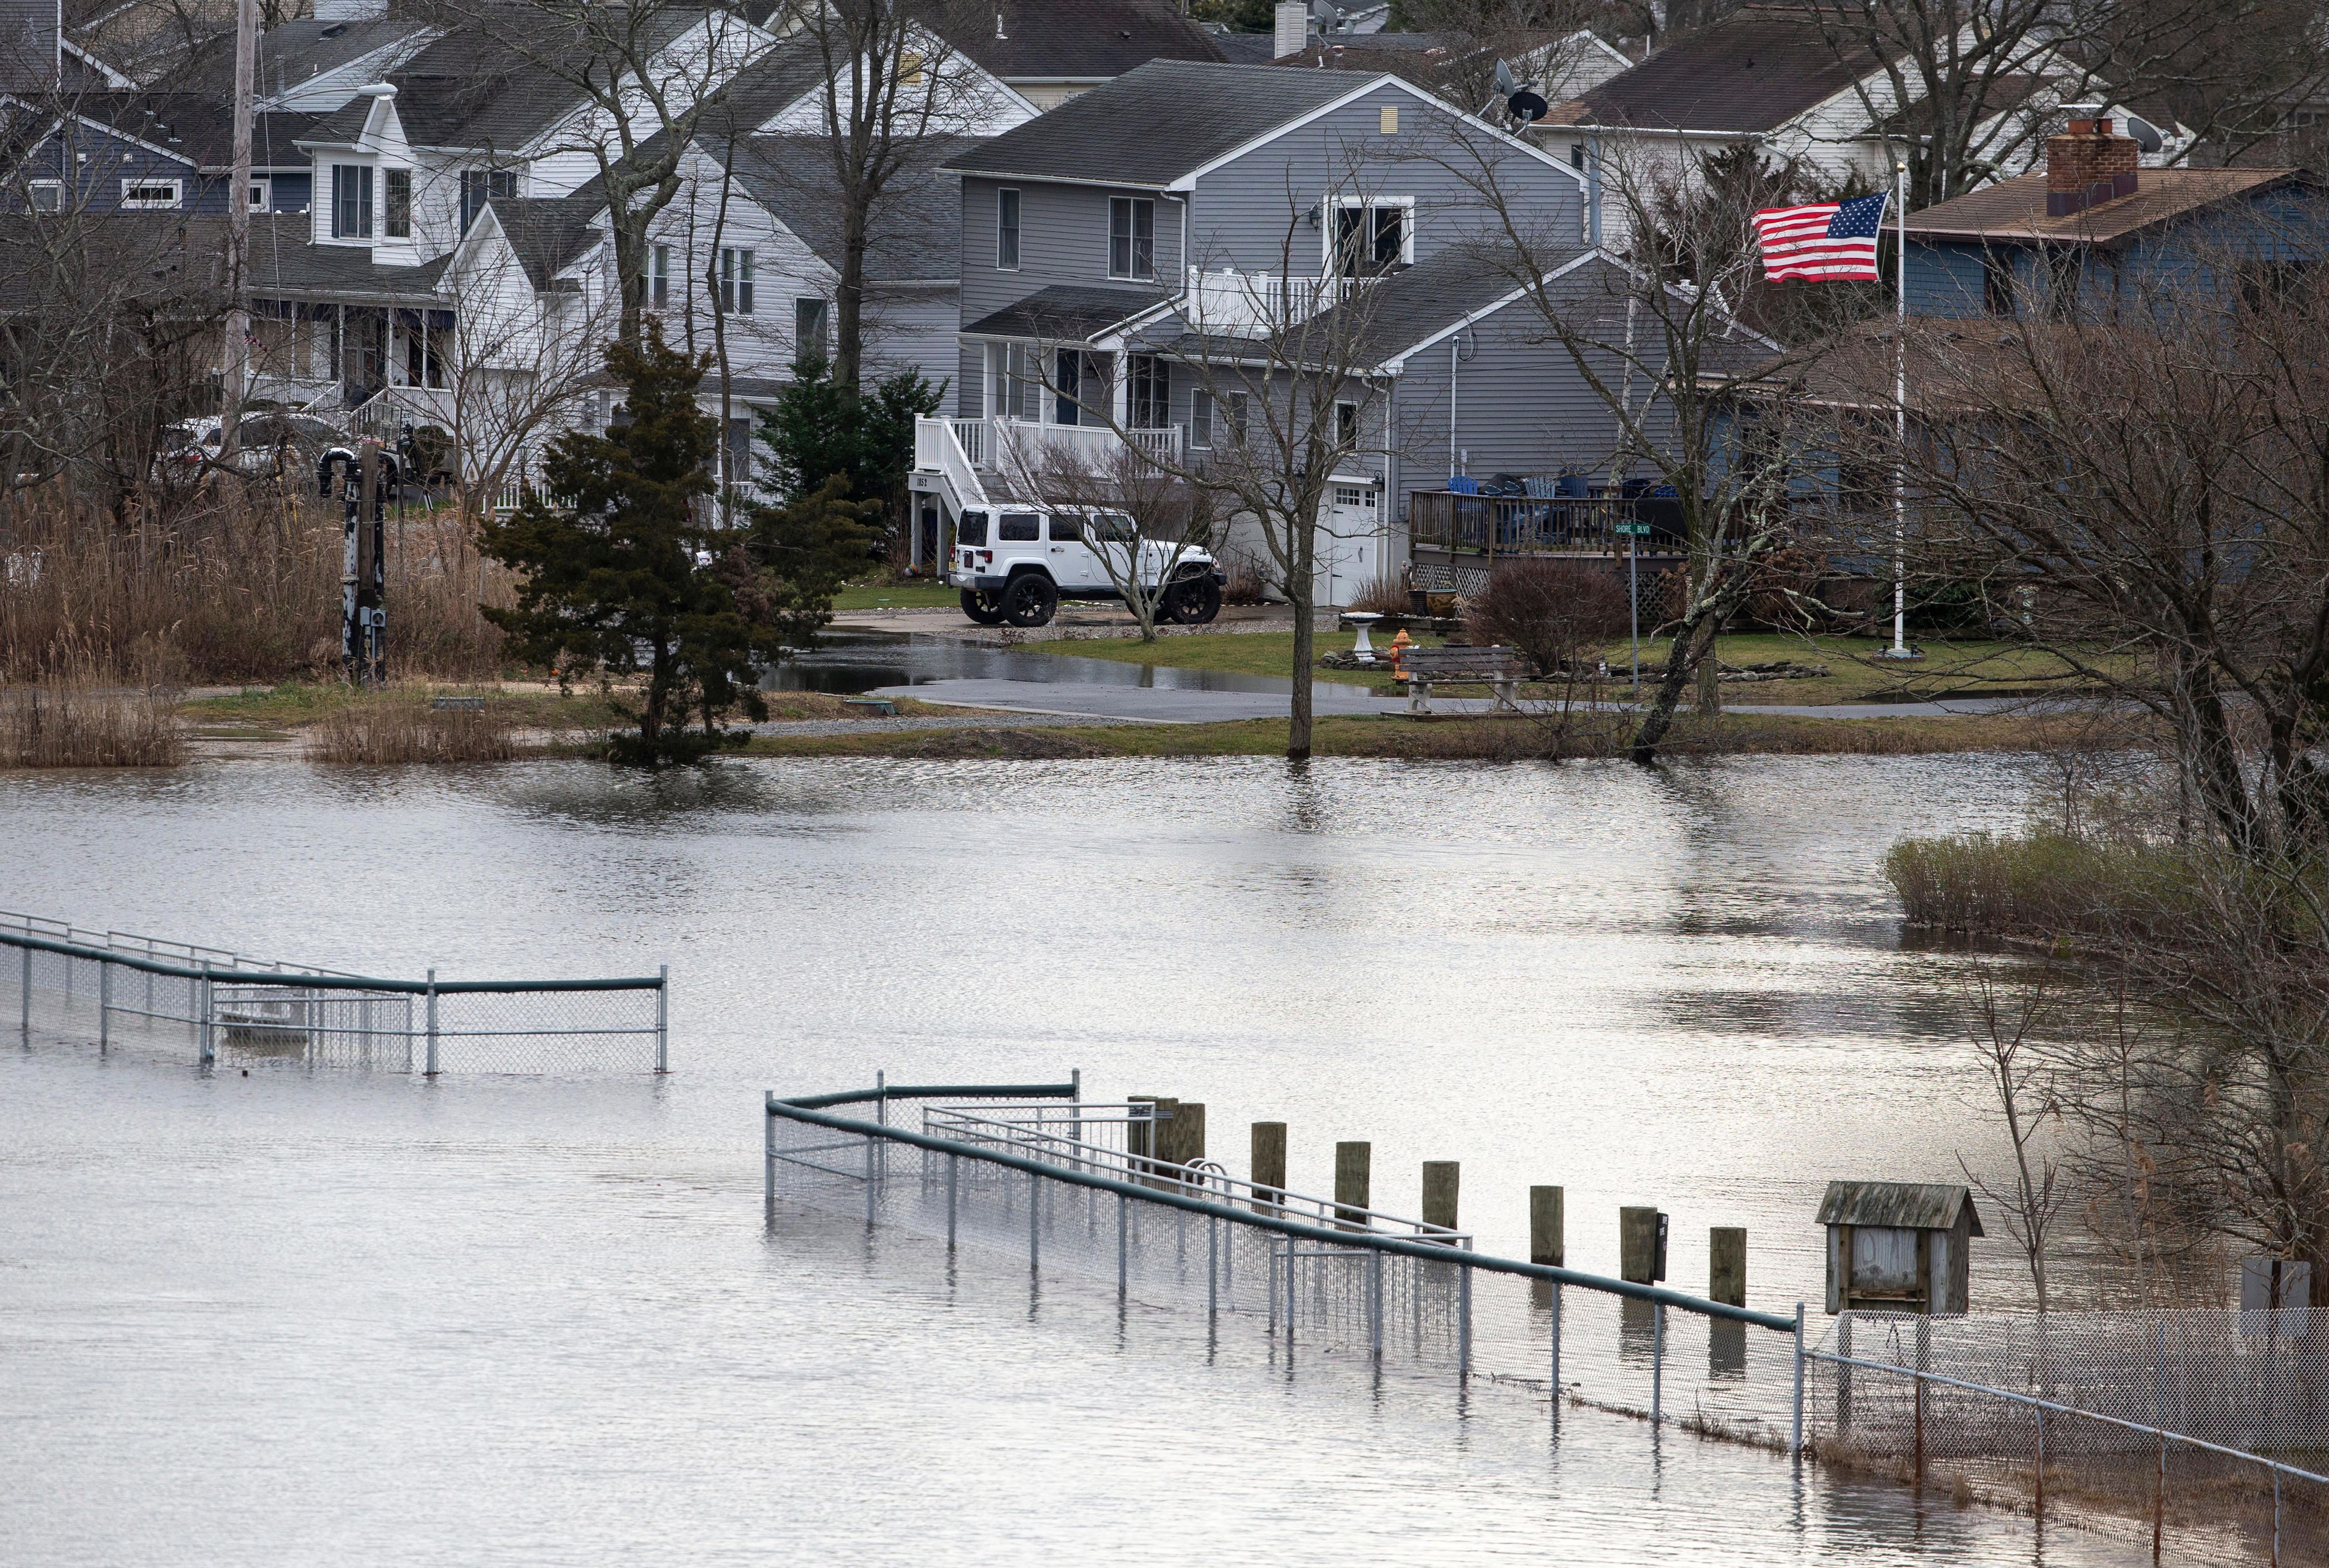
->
[1030,629,2121,705]
[831,578,961,611]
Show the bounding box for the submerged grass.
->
[0,678,185,767]
[1883,832,2190,938]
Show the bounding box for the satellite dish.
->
[1508,90,1548,123]
[1494,57,1518,97]
[2119,111,2165,154]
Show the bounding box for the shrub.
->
[1462,559,1630,675]
[309,696,517,765]
[1220,555,1269,606]
[1345,571,1410,616]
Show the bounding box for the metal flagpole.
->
[1888,157,1911,658]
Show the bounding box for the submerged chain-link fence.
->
[766,1084,1809,1455]
[1807,1311,2328,1562]
[769,1081,2329,1564]
[4,911,667,1074]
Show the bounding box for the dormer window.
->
[121,179,181,210]
[383,169,411,239]
[332,164,373,240]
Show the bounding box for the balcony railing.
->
[1179,267,1376,334]
[1408,491,1685,555]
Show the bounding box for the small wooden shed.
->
[1818,1181,1982,1315]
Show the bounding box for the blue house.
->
[1903,111,2322,319]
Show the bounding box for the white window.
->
[1336,399,1360,447]
[1331,197,1412,276]
[28,180,60,212]
[120,178,181,210]
[248,177,269,211]
[646,244,670,307]
[1335,486,1363,506]
[994,344,1038,419]
[332,164,372,239]
[1190,388,1213,448]
[1127,353,1168,428]
[1109,196,1153,280]
[720,247,755,314]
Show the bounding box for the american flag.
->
[1753,192,1889,283]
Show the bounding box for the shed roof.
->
[942,59,1378,186]
[1817,1180,1984,1235]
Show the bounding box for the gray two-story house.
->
[914,59,1676,604]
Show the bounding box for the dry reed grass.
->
[0,488,511,685]
[309,697,519,765]
[0,677,185,766]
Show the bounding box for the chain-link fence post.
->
[1651,1298,1665,1427]
[763,1094,776,1226]
[1551,1282,1564,1424]
[97,956,109,1053]
[19,942,29,1038]
[655,964,668,1074]
[1792,1302,1804,1458]
[198,959,214,1066]
[423,968,438,1076]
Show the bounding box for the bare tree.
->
[1957,965,2068,1312]
[1419,126,1828,756]
[1007,441,1225,642]
[426,0,768,350]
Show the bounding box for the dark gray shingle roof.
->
[484,195,605,289]
[729,132,974,282]
[963,283,1160,339]
[943,60,1379,186]
[1560,2,1879,133]
[947,0,1225,80]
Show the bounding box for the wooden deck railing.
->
[1408,491,1686,554]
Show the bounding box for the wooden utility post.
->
[1620,1206,1662,1285]
[1530,1185,1565,1266]
[1251,1121,1286,1215]
[1156,1101,1205,1174]
[1710,1227,1746,1307]
[221,0,259,461]
[1422,1161,1459,1234]
[1334,1141,1370,1230]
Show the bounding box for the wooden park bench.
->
[1404,646,1528,715]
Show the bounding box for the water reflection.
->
[769,629,1320,696]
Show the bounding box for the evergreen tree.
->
[479,325,877,765]
[757,357,943,545]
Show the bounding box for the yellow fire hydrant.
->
[1388,627,1413,680]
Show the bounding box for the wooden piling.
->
[1335,1141,1371,1230]
[1128,1096,1175,1186]
[1710,1226,1747,1307]
[1620,1206,1661,1285]
[1157,1101,1206,1180]
[1529,1185,1565,1267]
[1422,1161,1460,1234]
[1251,1121,1286,1215]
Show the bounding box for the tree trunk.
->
[835,199,866,394]
[1288,501,1317,760]
[1695,621,1721,715]
[1630,612,1715,763]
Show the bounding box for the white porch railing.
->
[1180,267,1376,334]
[913,416,988,511]
[989,415,1181,482]
[348,384,458,443]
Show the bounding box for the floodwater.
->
[769,626,1309,695]
[0,754,2168,1565]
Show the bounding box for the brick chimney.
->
[2045,110,2138,218]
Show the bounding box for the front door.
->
[1317,484,1379,607]
[1047,513,1099,589]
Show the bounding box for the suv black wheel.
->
[1003,573,1059,627]
[1166,578,1223,625]
[961,588,1006,625]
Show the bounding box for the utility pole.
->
[220,0,259,463]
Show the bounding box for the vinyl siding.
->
[957,173,1180,327]
[1188,92,1582,275]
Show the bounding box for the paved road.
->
[869,678,2068,725]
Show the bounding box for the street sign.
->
[1613,522,1651,536]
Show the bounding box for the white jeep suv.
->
[949,506,1225,629]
